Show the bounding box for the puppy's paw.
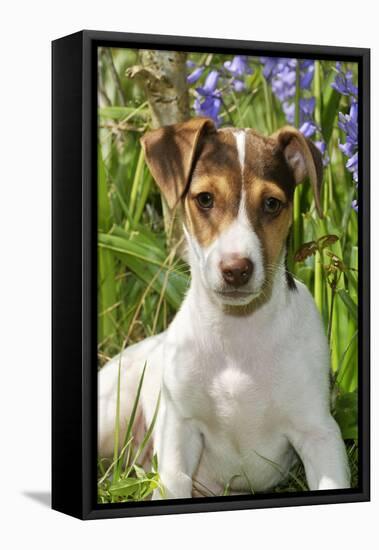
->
[153,471,193,500]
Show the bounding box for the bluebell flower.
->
[314,140,330,166]
[261,57,328,167]
[333,62,359,210]
[224,56,252,76]
[282,102,295,124]
[261,58,316,126]
[346,151,358,183]
[314,140,326,154]
[261,58,314,105]
[194,93,222,125]
[338,101,358,183]
[187,66,205,84]
[338,102,358,145]
[300,121,317,138]
[193,70,222,125]
[260,57,279,80]
[187,55,253,126]
[196,70,219,96]
[231,79,245,92]
[331,63,358,97]
[271,63,296,102]
[299,97,316,119]
[300,61,314,89]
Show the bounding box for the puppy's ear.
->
[272,126,324,218]
[140,117,215,209]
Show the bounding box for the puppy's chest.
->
[168,342,286,429]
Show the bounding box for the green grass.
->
[97,48,358,502]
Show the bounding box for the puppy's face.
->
[141,118,323,308]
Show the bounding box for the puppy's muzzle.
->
[220,257,254,287]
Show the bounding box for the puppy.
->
[98,117,350,498]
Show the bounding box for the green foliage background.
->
[97,48,358,502]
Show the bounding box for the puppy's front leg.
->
[288,416,350,490]
[153,395,202,499]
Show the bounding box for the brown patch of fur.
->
[247,178,293,272]
[184,129,242,247]
[244,129,296,201]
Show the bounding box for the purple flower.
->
[224,56,252,76]
[331,64,358,97]
[260,58,316,127]
[196,70,219,96]
[338,102,358,144]
[299,97,316,118]
[261,58,314,103]
[338,101,358,184]
[193,70,222,125]
[339,140,356,158]
[271,64,296,102]
[314,140,326,155]
[346,151,358,183]
[314,140,330,166]
[300,121,317,138]
[231,79,245,92]
[260,57,279,80]
[187,66,204,84]
[194,94,222,125]
[188,56,252,126]
[333,64,359,211]
[282,101,295,124]
[300,61,314,89]
[260,57,328,166]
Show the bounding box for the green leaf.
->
[334,390,358,440]
[322,87,341,144]
[337,289,357,321]
[98,232,188,309]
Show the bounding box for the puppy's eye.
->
[263,197,282,215]
[196,192,214,209]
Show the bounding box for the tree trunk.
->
[139,50,190,127]
[127,51,190,254]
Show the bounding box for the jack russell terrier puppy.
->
[98,117,350,498]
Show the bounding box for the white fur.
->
[98,131,350,498]
[234,129,246,169]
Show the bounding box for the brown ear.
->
[272,126,324,218]
[140,117,216,209]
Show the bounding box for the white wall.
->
[0,1,376,548]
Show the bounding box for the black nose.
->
[220,257,254,287]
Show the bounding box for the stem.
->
[327,286,336,344]
[292,61,302,255]
[314,251,323,315]
[314,60,328,215]
[103,48,126,106]
[262,74,273,134]
[314,60,322,127]
[125,147,145,231]
[294,61,301,128]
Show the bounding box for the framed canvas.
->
[52,30,370,520]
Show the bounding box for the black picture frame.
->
[52,30,370,520]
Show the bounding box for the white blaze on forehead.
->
[232,130,247,221]
[233,130,246,173]
[231,130,250,225]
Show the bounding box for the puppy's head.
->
[141,118,323,307]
